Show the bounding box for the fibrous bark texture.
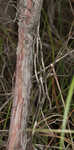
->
[8,0,43,150]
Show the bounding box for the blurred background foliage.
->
[0,0,74,149]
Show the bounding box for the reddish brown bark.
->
[8,0,43,150]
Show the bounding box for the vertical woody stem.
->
[8,0,43,150]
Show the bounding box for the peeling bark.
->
[8,0,43,150]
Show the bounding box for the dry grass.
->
[0,0,74,149]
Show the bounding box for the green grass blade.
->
[59,77,74,150]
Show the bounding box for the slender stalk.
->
[59,77,74,150]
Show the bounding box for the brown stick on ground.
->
[8,0,43,150]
